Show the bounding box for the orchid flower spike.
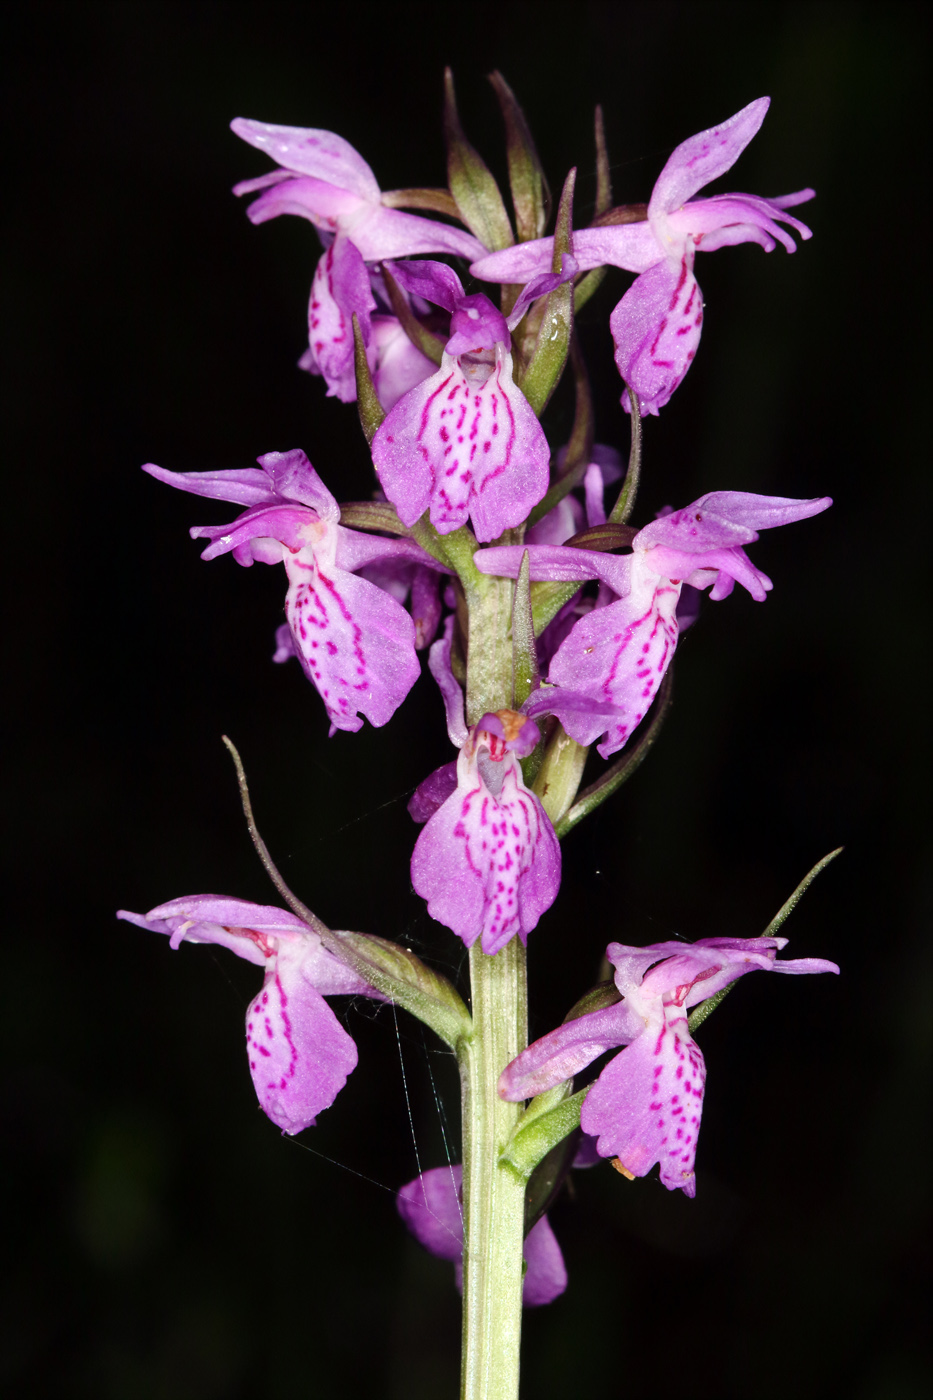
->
[118,897,383,1134]
[371,258,574,542]
[500,935,839,1196]
[410,708,561,955]
[397,1165,567,1306]
[231,120,485,402]
[479,489,832,758]
[144,448,449,733]
[471,99,813,414]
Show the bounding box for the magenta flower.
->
[397,1165,567,1306]
[118,897,382,1134]
[144,448,447,733]
[500,936,839,1196]
[371,259,573,541]
[478,490,832,757]
[471,98,813,414]
[410,709,561,955]
[232,120,485,402]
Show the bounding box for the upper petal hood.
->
[649,98,770,216]
[231,118,382,200]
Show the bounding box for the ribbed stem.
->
[459,940,528,1400]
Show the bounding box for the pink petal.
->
[610,254,704,416]
[521,1216,567,1306]
[471,224,660,281]
[368,316,438,410]
[408,761,459,823]
[257,448,339,518]
[306,237,376,402]
[387,258,464,313]
[397,1165,464,1262]
[231,119,382,201]
[499,1001,643,1100]
[284,551,419,732]
[372,351,550,542]
[649,98,770,216]
[397,1165,566,1306]
[548,555,680,756]
[246,953,359,1134]
[241,175,366,231]
[428,615,467,746]
[581,1000,706,1197]
[411,748,561,953]
[142,463,278,508]
[343,204,486,263]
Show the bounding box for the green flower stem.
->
[458,940,528,1400]
[465,569,515,726]
[456,550,528,1400]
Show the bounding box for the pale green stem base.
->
[458,940,528,1400]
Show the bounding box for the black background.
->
[3,3,929,1397]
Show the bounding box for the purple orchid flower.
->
[370,259,574,542]
[144,448,448,733]
[478,490,832,758]
[397,1165,567,1306]
[118,897,382,1134]
[232,120,486,403]
[410,707,561,955]
[300,311,440,411]
[471,98,813,415]
[500,936,839,1197]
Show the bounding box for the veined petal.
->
[474,544,631,596]
[429,615,467,747]
[411,746,560,953]
[191,504,311,560]
[499,1000,643,1101]
[610,254,704,416]
[408,761,459,824]
[343,204,486,263]
[246,952,359,1134]
[307,237,376,402]
[142,463,279,507]
[284,550,420,732]
[645,544,772,602]
[471,224,659,282]
[333,527,443,575]
[117,906,270,967]
[258,448,339,518]
[650,98,770,216]
[372,349,549,542]
[636,490,832,552]
[581,999,706,1196]
[368,316,439,410]
[241,175,367,231]
[670,192,813,254]
[387,258,464,313]
[548,555,679,755]
[231,119,382,201]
